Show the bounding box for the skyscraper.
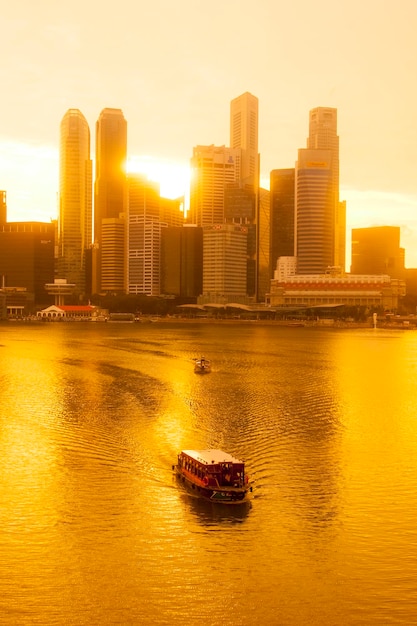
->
[295,149,333,274]
[295,107,344,274]
[307,107,345,270]
[189,145,240,226]
[270,169,295,277]
[58,109,92,295]
[93,108,127,294]
[127,174,161,296]
[230,92,259,190]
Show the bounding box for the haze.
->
[1,0,416,266]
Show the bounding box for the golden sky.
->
[1,0,417,267]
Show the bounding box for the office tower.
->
[202,224,248,302]
[295,107,344,274]
[0,191,6,224]
[255,187,270,302]
[127,174,161,296]
[295,149,333,274]
[351,226,405,279]
[230,92,261,299]
[270,169,295,278]
[58,109,92,296]
[94,108,127,294]
[0,222,55,306]
[306,107,345,270]
[188,145,240,226]
[161,225,203,298]
[230,92,259,190]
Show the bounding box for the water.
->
[1,321,417,625]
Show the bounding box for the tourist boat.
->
[194,357,211,373]
[174,449,251,503]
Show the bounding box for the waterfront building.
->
[199,224,248,304]
[127,174,161,296]
[0,222,55,308]
[351,226,405,280]
[93,108,127,294]
[58,109,92,296]
[161,224,203,298]
[296,107,345,274]
[269,272,405,310]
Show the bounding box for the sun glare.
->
[127,155,190,201]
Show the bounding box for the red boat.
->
[174,449,251,503]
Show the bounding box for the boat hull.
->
[175,468,249,504]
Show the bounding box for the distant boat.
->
[174,449,251,504]
[194,357,211,374]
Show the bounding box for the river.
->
[0,321,416,625]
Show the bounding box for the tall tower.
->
[270,169,295,278]
[230,91,261,299]
[296,149,333,274]
[127,174,161,296]
[295,107,344,274]
[94,108,127,294]
[230,92,259,190]
[58,109,92,296]
[189,145,240,226]
[307,107,345,270]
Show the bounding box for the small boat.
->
[194,356,211,374]
[174,449,251,503]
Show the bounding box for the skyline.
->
[1,0,417,267]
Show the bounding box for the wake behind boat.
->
[174,449,251,503]
[194,356,211,374]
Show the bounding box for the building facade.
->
[351,226,405,279]
[269,273,405,310]
[200,224,248,303]
[93,108,127,294]
[161,225,203,298]
[188,145,241,227]
[58,109,92,296]
[127,174,161,296]
[270,168,295,279]
[0,222,55,307]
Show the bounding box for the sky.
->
[1,0,417,268]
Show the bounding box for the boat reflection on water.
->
[174,475,251,524]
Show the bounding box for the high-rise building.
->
[295,149,334,274]
[351,226,405,279]
[93,108,127,294]
[127,174,161,296]
[306,107,345,270]
[230,92,259,190]
[188,145,240,226]
[58,109,92,296]
[230,92,261,299]
[295,107,345,274]
[161,225,203,298]
[0,222,55,306]
[270,169,295,278]
[201,224,248,303]
[0,191,6,224]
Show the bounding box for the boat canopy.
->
[181,449,243,465]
